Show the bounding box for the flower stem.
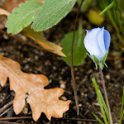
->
[70,0,83,116]
[70,66,79,115]
[99,69,113,124]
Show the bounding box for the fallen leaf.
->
[0,55,70,121]
[0,8,10,29]
[2,0,44,12]
[0,8,10,16]
[37,40,66,57]
[23,27,66,57]
[2,0,26,12]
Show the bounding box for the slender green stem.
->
[70,0,83,116]
[100,1,114,16]
[99,69,113,124]
[70,65,79,115]
[119,88,124,124]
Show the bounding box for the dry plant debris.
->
[0,55,70,121]
[0,8,9,16]
[24,27,66,57]
[2,0,26,12]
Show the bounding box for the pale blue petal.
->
[96,27,106,55]
[84,28,103,59]
[104,29,111,51]
[86,27,101,39]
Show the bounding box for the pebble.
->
[60,80,66,89]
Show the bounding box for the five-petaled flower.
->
[84,27,111,69]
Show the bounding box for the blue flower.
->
[84,27,111,69]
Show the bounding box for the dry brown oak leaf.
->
[0,55,70,121]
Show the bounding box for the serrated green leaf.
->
[61,28,87,66]
[6,0,76,34]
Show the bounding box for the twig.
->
[0,101,12,114]
[0,107,13,116]
[70,0,83,116]
[0,121,20,124]
[0,116,32,121]
[99,69,113,124]
[0,116,97,122]
[60,117,97,122]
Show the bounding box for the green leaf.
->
[93,113,104,124]
[6,0,41,34]
[77,0,92,12]
[92,78,109,124]
[32,0,77,31]
[119,88,124,124]
[99,1,115,16]
[6,0,76,34]
[61,27,87,66]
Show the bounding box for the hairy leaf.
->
[6,0,76,34]
[0,55,70,121]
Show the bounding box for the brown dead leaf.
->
[0,55,70,121]
[0,8,10,29]
[0,8,10,16]
[37,40,66,57]
[2,0,26,12]
[2,0,44,12]
[23,27,66,57]
[0,15,7,29]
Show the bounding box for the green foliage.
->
[91,52,108,70]
[98,0,124,48]
[77,0,92,12]
[99,1,114,16]
[61,26,87,66]
[6,0,77,34]
[119,88,124,124]
[92,113,104,124]
[92,78,110,124]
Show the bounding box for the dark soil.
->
[0,8,124,124]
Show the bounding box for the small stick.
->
[0,101,12,114]
[0,116,32,121]
[0,116,97,122]
[0,107,12,116]
[0,121,20,124]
